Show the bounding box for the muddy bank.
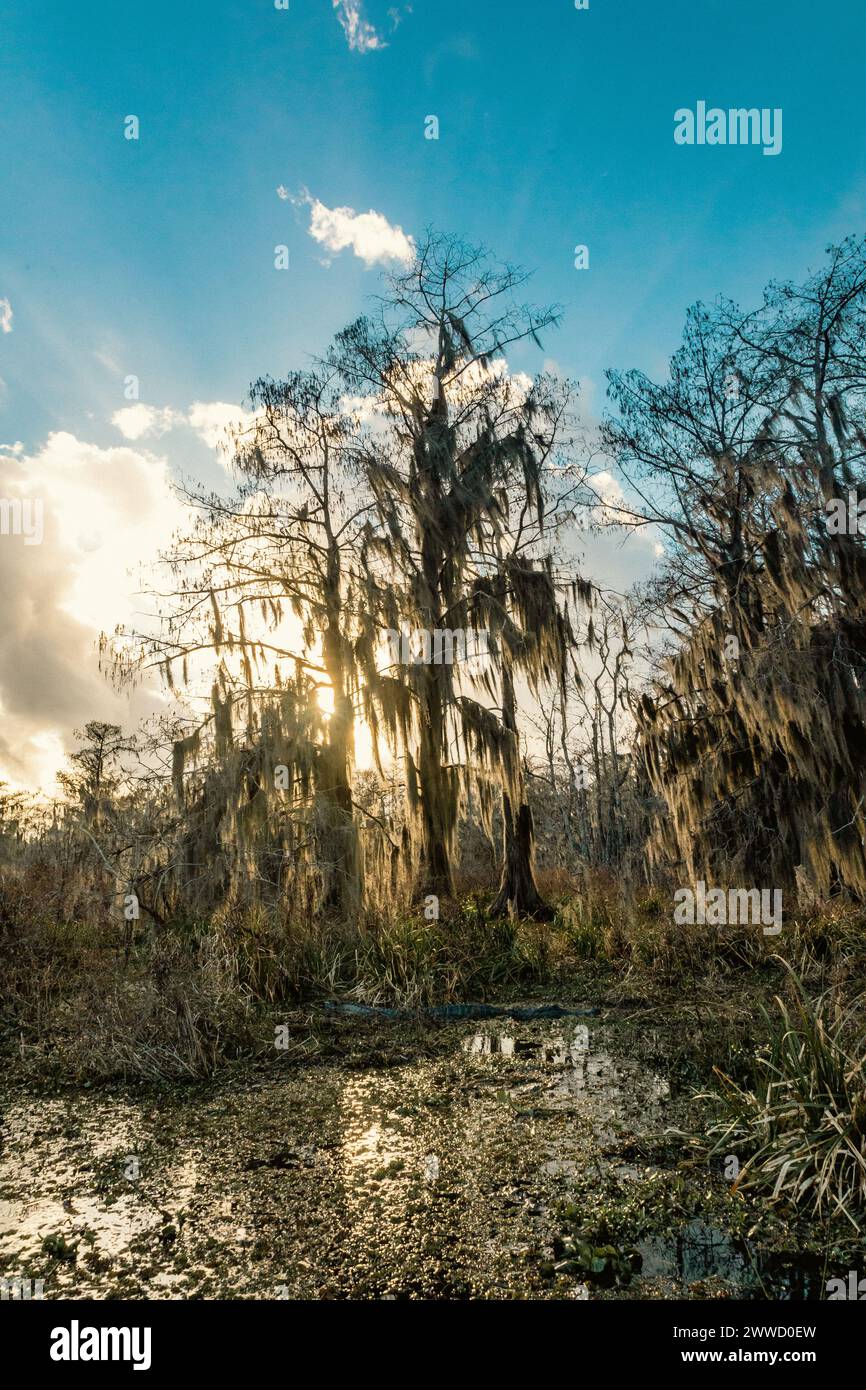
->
[0,1007,848,1300]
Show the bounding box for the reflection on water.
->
[0,1014,823,1300]
[0,1097,220,1294]
[463,1028,588,1060]
[638,1219,826,1299]
[462,1033,515,1056]
[0,1191,158,1260]
[0,1098,158,1263]
[462,1024,670,1118]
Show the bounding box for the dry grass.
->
[0,880,573,1081]
[3,866,865,1092]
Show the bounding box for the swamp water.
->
[0,1013,824,1299]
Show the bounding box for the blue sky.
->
[1,0,864,455]
[0,0,864,789]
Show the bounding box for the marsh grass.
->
[703,963,866,1229]
[0,891,571,1080]
[3,870,866,1088]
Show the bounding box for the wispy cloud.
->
[333,0,386,53]
[0,298,13,334]
[287,189,414,267]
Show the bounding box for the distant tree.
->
[57,721,134,826]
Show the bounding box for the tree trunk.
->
[490,794,552,919]
[416,671,457,899]
[318,620,362,916]
[491,663,551,919]
[414,393,459,901]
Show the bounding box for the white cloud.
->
[299,192,414,267]
[589,468,626,517]
[342,356,536,432]
[110,400,256,466]
[187,400,256,454]
[0,298,13,334]
[333,0,386,53]
[0,431,186,791]
[112,403,179,440]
